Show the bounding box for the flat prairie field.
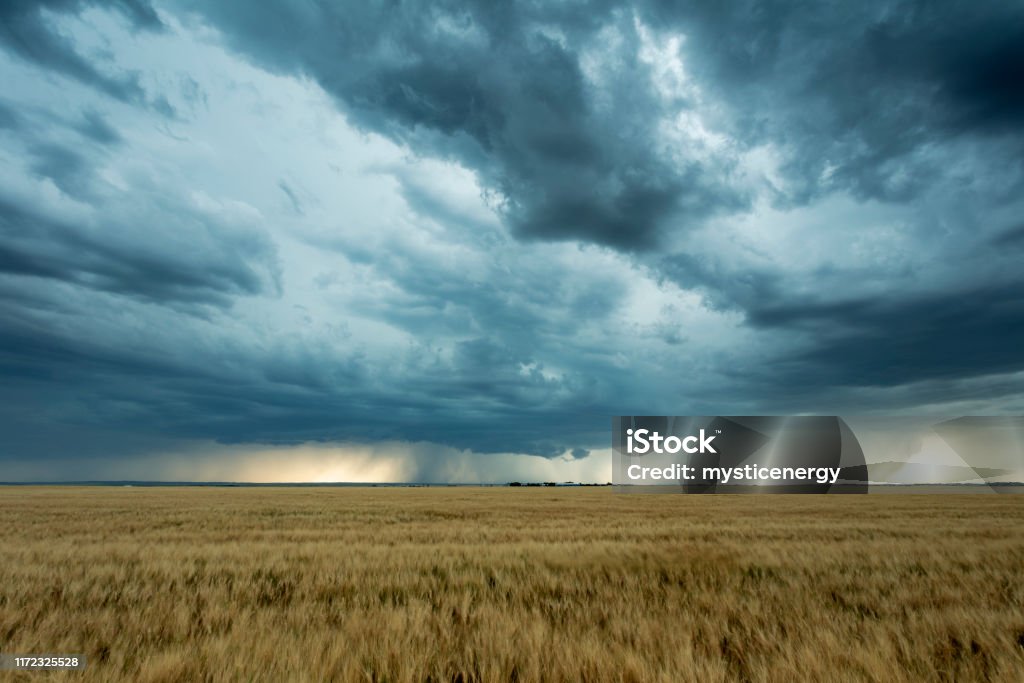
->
[0,487,1023,682]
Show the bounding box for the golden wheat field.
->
[0,487,1022,682]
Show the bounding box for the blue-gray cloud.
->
[1,0,1024,475]
[0,0,162,103]
[169,0,1024,391]
[173,0,751,250]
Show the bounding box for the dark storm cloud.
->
[174,0,1024,235]
[746,283,1024,388]
[644,0,1024,203]
[0,0,159,101]
[0,100,21,130]
[634,0,1024,395]
[0,166,621,458]
[27,143,92,198]
[172,0,747,250]
[992,223,1024,248]
[0,300,604,459]
[74,109,121,145]
[0,98,119,148]
[3,0,1024,472]
[172,0,1024,392]
[0,196,280,306]
[659,225,1024,392]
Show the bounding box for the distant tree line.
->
[507,482,611,487]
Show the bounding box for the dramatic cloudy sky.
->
[1,0,1023,481]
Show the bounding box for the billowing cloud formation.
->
[1,0,167,107]
[1,1,1023,479]
[172,0,762,250]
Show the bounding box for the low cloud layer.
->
[1,1,1023,479]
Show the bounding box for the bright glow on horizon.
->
[0,440,613,484]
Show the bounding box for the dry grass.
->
[0,487,1022,682]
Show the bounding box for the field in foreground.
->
[0,488,1023,682]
